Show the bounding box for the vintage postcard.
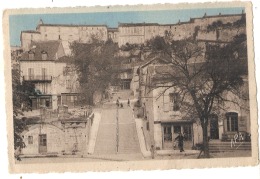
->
[3,1,258,173]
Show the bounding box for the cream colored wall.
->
[144,25,159,41]
[118,26,145,46]
[193,15,242,30]
[20,61,55,77]
[22,123,89,155]
[22,124,64,155]
[64,124,89,153]
[20,61,78,96]
[21,32,41,51]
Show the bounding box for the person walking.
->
[150,145,155,159]
[116,99,119,107]
[175,132,184,152]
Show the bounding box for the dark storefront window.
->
[173,125,181,134]
[163,126,172,141]
[183,125,192,140]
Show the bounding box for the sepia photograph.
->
[3,1,258,173]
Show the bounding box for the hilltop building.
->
[20,13,245,54]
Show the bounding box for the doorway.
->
[210,115,219,139]
[39,134,47,153]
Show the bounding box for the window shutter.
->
[163,93,170,111]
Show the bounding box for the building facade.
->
[20,13,245,52]
[136,52,249,151]
[19,41,79,111]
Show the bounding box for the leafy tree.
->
[70,38,122,105]
[12,68,35,154]
[146,34,247,158]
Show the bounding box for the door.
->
[39,134,47,153]
[210,115,219,139]
[31,98,37,110]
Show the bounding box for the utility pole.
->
[116,105,119,153]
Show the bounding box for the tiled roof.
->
[20,41,62,61]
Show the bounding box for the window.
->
[28,68,34,80]
[63,66,69,76]
[28,51,34,60]
[146,122,150,131]
[226,112,238,132]
[41,51,47,60]
[45,99,50,107]
[170,93,180,111]
[183,125,192,140]
[28,136,33,144]
[42,68,47,79]
[173,125,181,134]
[66,79,72,89]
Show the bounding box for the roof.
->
[119,23,159,27]
[108,28,119,32]
[21,30,40,34]
[190,13,244,21]
[20,41,62,61]
[38,24,107,28]
[55,56,73,63]
[140,55,170,68]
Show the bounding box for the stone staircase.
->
[208,141,251,153]
[118,123,140,154]
[93,109,117,155]
[111,90,134,101]
[94,103,141,156]
[117,107,141,154]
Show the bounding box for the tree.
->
[12,68,35,153]
[146,34,247,158]
[70,38,122,105]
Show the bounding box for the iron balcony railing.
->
[23,75,52,82]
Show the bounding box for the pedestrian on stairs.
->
[116,99,119,107]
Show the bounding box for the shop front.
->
[30,95,52,110]
[161,121,193,150]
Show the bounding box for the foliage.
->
[70,38,122,105]
[12,68,35,151]
[207,14,246,31]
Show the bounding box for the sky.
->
[9,7,244,46]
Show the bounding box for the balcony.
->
[23,75,52,82]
